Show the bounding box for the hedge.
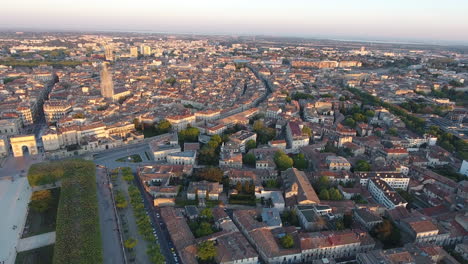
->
[44,160,103,264]
[27,162,66,186]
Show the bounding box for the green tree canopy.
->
[329,188,343,201]
[355,160,371,171]
[274,151,293,171]
[253,120,276,144]
[124,238,137,249]
[293,153,308,170]
[365,110,375,117]
[280,234,294,249]
[200,208,213,220]
[319,189,330,200]
[243,153,256,166]
[195,221,213,237]
[246,139,257,152]
[302,126,312,137]
[179,127,200,143]
[198,167,223,182]
[387,127,398,136]
[344,117,356,128]
[115,190,128,209]
[353,113,366,122]
[29,190,53,213]
[197,241,216,261]
[155,119,172,134]
[370,220,401,249]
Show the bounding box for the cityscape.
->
[1,2,468,264]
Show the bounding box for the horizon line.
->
[1,26,468,47]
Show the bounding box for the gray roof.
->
[261,208,282,227]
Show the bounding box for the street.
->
[133,172,178,264]
[96,167,125,264]
[94,143,153,171]
[94,147,177,263]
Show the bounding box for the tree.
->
[365,110,375,118]
[280,234,294,249]
[199,145,218,166]
[235,182,242,193]
[265,179,279,188]
[124,238,137,250]
[355,160,371,172]
[197,241,216,262]
[206,139,218,149]
[198,167,223,182]
[165,77,176,86]
[319,189,330,200]
[343,214,353,228]
[388,127,398,136]
[243,153,256,166]
[179,127,200,143]
[72,113,85,119]
[253,120,264,132]
[282,210,300,227]
[115,190,128,209]
[200,208,213,220]
[344,117,356,128]
[211,135,222,145]
[329,188,343,201]
[274,151,293,171]
[246,139,257,152]
[253,120,276,144]
[352,113,366,122]
[335,218,345,230]
[302,126,312,138]
[370,220,401,249]
[147,245,165,264]
[29,190,53,213]
[293,153,308,170]
[155,119,171,134]
[243,181,252,194]
[123,172,134,182]
[315,176,330,193]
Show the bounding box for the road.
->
[133,170,178,264]
[94,148,177,263]
[96,167,125,264]
[94,144,153,171]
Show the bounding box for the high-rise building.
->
[104,45,114,61]
[130,46,138,57]
[100,62,114,99]
[140,45,151,56]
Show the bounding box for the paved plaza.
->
[0,177,32,264]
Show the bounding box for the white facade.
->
[42,132,60,151]
[0,119,20,136]
[460,160,468,177]
[167,151,196,165]
[0,136,8,157]
[368,178,407,209]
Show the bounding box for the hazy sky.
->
[2,0,468,44]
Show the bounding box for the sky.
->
[1,0,468,44]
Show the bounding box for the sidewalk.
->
[0,177,32,264]
[17,232,55,252]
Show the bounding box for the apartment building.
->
[286,121,309,153]
[368,178,407,209]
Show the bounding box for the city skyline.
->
[2,0,468,45]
